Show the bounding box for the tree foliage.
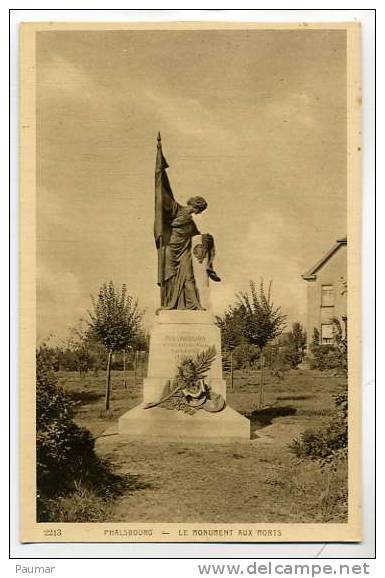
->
[66,322,97,377]
[87,282,143,353]
[232,341,260,370]
[36,345,98,500]
[87,281,143,410]
[287,322,307,358]
[131,329,150,352]
[36,344,132,522]
[309,317,347,374]
[217,280,286,404]
[215,304,246,352]
[236,280,287,350]
[290,388,348,462]
[277,322,307,369]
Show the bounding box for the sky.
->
[36,28,347,343]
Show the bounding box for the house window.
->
[321,284,334,307]
[321,323,334,344]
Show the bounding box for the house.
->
[302,237,347,347]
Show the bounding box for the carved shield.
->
[193,243,207,263]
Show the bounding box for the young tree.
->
[312,327,320,347]
[283,321,307,367]
[331,316,348,373]
[237,279,287,407]
[66,322,95,378]
[121,330,149,390]
[216,305,245,388]
[289,322,307,358]
[87,282,143,411]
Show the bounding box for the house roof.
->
[301,236,347,281]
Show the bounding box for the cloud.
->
[37,262,86,343]
[38,53,101,106]
[35,30,346,339]
[141,88,230,143]
[265,91,319,129]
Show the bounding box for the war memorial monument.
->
[118,135,250,441]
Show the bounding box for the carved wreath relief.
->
[144,346,225,414]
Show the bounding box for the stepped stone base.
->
[113,305,250,442]
[118,404,250,442]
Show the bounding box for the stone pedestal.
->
[118,235,250,442]
[118,309,249,441]
[142,310,226,404]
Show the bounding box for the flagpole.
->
[156,132,164,306]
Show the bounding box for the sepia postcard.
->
[19,20,361,544]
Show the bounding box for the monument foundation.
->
[118,298,250,440]
[118,404,249,441]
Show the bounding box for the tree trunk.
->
[230,350,234,390]
[123,349,127,390]
[259,347,265,408]
[133,350,137,387]
[138,351,142,382]
[105,350,113,411]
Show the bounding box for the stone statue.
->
[154,134,220,311]
[117,135,249,441]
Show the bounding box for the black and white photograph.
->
[19,20,361,543]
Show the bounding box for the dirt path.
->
[95,414,331,523]
[71,369,346,523]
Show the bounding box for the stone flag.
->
[154,133,175,287]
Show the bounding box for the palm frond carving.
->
[193,345,217,379]
[144,346,217,412]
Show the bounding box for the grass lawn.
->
[58,368,348,523]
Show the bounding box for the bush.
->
[36,345,128,521]
[232,341,259,370]
[279,322,306,368]
[309,322,347,374]
[264,456,347,522]
[309,345,346,373]
[36,346,99,496]
[38,484,113,523]
[269,356,291,380]
[37,420,97,496]
[289,388,348,461]
[277,345,302,369]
